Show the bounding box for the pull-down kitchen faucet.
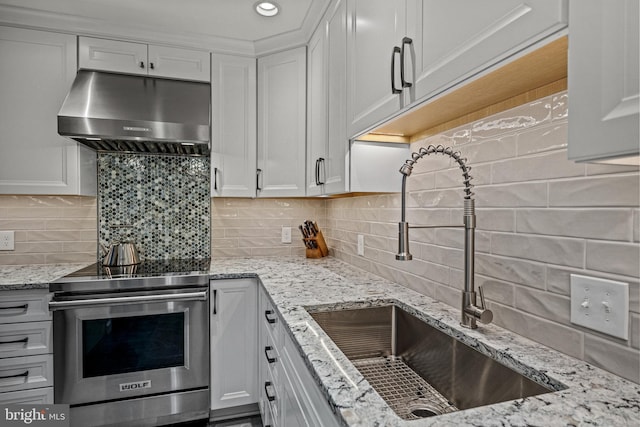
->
[396,145,492,329]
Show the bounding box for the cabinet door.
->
[408,0,567,104]
[210,279,258,411]
[257,47,307,197]
[78,36,148,75]
[0,27,96,196]
[148,45,210,82]
[306,24,328,197]
[324,0,348,195]
[567,0,639,162]
[347,0,407,137]
[211,54,257,197]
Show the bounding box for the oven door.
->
[51,287,208,406]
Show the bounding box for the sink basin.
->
[308,304,565,420]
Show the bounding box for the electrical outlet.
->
[570,274,629,339]
[281,226,292,244]
[357,234,364,256]
[0,231,15,251]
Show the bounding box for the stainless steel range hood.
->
[58,70,210,156]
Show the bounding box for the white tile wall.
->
[0,196,97,265]
[326,91,640,383]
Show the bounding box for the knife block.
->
[304,230,329,258]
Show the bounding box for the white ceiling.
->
[0,0,332,54]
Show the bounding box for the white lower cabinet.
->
[209,279,258,412]
[0,290,53,404]
[257,285,339,427]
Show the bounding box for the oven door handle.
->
[48,290,208,311]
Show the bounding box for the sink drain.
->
[407,400,442,418]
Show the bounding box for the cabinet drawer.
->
[0,291,51,324]
[0,387,53,405]
[259,289,281,345]
[0,354,53,393]
[0,321,52,358]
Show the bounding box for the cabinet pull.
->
[0,371,29,388]
[213,167,218,191]
[256,168,263,192]
[0,304,28,316]
[400,37,413,88]
[212,289,217,315]
[264,381,276,402]
[317,157,326,185]
[264,346,277,363]
[264,310,277,324]
[315,159,320,186]
[149,62,155,70]
[391,46,402,94]
[139,61,145,69]
[0,337,28,350]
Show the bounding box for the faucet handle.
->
[478,285,487,309]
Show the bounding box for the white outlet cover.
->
[570,274,629,340]
[357,234,364,256]
[281,226,291,244]
[0,231,15,251]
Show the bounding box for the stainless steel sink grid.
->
[309,304,565,420]
[352,355,458,419]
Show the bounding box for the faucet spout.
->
[396,145,492,329]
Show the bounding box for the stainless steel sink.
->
[308,304,565,420]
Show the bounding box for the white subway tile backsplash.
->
[635,210,640,242]
[586,241,640,277]
[474,182,548,207]
[470,99,552,140]
[475,275,515,305]
[584,334,640,383]
[492,150,584,184]
[549,175,640,207]
[516,209,632,241]
[516,123,568,155]
[491,233,584,268]
[514,287,572,325]
[475,253,546,289]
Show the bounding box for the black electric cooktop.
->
[50,258,211,293]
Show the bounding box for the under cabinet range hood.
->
[58,70,210,156]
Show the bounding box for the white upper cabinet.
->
[0,26,96,196]
[307,0,348,196]
[79,36,210,82]
[567,0,639,163]
[211,54,257,197]
[407,0,568,104]
[346,0,567,138]
[257,47,307,198]
[346,0,408,138]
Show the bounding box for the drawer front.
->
[0,387,53,405]
[0,291,51,324]
[0,354,53,393]
[259,287,281,345]
[0,321,52,358]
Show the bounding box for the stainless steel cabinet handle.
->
[315,158,320,186]
[0,304,28,316]
[49,290,208,310]
[0,337,28,351]
[400,37,413,88]
[264,346,276,363]
[0,371,28,387]
[212,289,218,315]
[264,310,277,324]
[256,168,263,192]
[391,46,402,94]
[264,381,276,402]
[213,167,219,191]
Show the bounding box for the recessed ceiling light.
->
[255,1,279,17]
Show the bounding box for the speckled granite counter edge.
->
[0,263,91,290]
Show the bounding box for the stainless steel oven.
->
[50,260,210,427]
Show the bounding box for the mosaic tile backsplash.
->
[98,153,210,260]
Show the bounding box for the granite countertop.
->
[208,256,640,427]
[2,257,638,425]
[0,263,90,290]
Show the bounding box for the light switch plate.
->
[570,274,629,340]
[0,231,14,251]
[357,234,364,256]
[281,226,291,244]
